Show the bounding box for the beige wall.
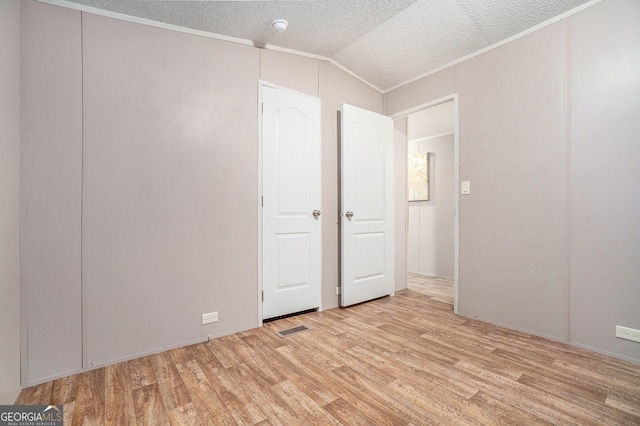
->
[260,49,319,97]
[0,0,22,404]
[20,1,384,384]
[21,0,83,385]
[569,0,640,360]
[457,19,568,340]
[81,13,261,368]
[386,0,640,362]
[385,68,455,115]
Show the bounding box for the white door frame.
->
[257,80,323,325]
[390,94,459,314]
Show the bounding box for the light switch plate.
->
[461,181,471,195]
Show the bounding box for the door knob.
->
[313,210,321,219]
[345,211,354,220]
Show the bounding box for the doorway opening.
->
[392,95,459,313]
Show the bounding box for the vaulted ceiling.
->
[60,0,593,91]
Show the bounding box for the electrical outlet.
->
[336,287,340,295]
[202,311,218,325]
[615,325,640,343]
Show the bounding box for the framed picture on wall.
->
[408,152,430,201]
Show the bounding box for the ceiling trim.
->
[38,0,258,47]
[35,0,385,93]
[37,0,601,95]
[382,0,603,93]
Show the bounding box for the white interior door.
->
[341,103,394,307]
[262,85,321,319]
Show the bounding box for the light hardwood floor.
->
[16,277,640,425]
[407,273,454,306]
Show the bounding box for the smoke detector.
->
[270,19,288,33]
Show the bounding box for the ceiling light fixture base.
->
[270,19,288,33]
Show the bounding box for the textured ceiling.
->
[60,0,593,91]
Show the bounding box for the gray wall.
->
[20,0,382,385]
[81,12,260,368]
[387,0,640,362]
[0,0,22,404]
[21,0,83,385]
[569,0,640,360]
[407,134,455,279]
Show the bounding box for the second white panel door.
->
[341,103,394,307]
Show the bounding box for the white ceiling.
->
[59,0,592,91]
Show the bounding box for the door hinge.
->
[262,196,264,207]
[262,291,264,302]
[261,103,264,114]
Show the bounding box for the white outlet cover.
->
[616,325,640,343]
[202,312,218,325]
[461,181,471,195]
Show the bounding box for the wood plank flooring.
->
[16,277,640,425]
[407,273,454,305]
